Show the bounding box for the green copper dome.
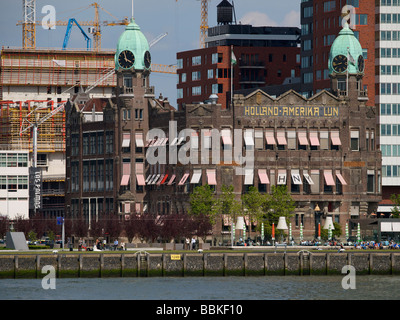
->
[328,23,364,75]
[115,18,150,70]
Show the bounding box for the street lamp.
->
[314,203,322,240]
[323,216,335,241]
[276,216,288,243]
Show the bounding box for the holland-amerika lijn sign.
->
[244,106,339,117]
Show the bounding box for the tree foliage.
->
[215,184,242,227]
[391,194,400,218]
[265,185,296,222]
[320,222,342,240]
[241,186,265,239]
[189,184,218,225]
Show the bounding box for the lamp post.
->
[314,203,322,240]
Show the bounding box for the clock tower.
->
[113,18,154,216]
[328,22,366,102]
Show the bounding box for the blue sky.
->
[0,0,301,105]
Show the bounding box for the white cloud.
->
[239,10,300,28]
[282,10,300,27]
[239,12,278,26]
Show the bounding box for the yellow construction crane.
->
[176,0,210,48]
[17,1,176,75]
[17,1,129,51]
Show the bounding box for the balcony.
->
[144,86,155,98]
[112,87,134,97]
[239,76,266,85]
[239,61,265,69]
[336,88,368,101]
[358,89,368,102]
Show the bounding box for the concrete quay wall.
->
[1,252,400,279]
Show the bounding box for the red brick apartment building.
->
[300,0,375,106]
[177,1,301,110]
[177,43,301,110]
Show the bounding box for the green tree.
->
[262,185,296,239]
[390,194,400,218]
[241,186,266,240]
[189,184,218,241]
[216,184,242,223]
[27,230,37,242]
[320,222,342,241]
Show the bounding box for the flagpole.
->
[231,45,234,108]
[346,47,349,96]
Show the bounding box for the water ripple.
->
[1,276,400,300]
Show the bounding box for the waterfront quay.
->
[1,248,400,279]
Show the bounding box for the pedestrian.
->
[114,239,118,251]
[186,238,190,250]
[191,237,196,250]
[78,238,82,251]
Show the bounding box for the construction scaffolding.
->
[0,47,117,88]
[0,100,65,152]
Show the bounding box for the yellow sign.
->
[344,161,365,167]
[244,106,339,117]
[171,254,181,261]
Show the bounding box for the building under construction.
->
[0,47,116,102]
[0,47,118,219]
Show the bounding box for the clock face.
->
[358,55,364,73]
[144,51,151,69]
[118,50,135,69]
[332,54,348,73]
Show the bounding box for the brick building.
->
[65,15,381,242]
[300,0,375,107]
[176,1,301,110]
[300,0,400,217]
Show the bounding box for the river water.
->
[1,275,400,300]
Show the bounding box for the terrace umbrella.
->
[289,223,292,245]
[318,223,321,241]
[357,223,361,243]
[345,223,349,242]
[232,222,235,245]
[272,223,275,245]
[300,223,303,243]
[261,223,264,245]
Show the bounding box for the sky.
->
[0,0,301,105]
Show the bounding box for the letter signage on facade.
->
[244,106,339,117]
